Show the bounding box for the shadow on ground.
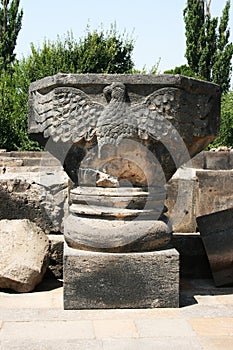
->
[34,270,63,292]
[180,278,233,307]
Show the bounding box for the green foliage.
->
[210,91,233,148]
[0,0,33,150]
[164,64,195,77]
[0,0,23,71]
[132,58,161,74]
[212,0,233,94]
[183,0,233,93]
[0,69,38,150]
[22,26,134,83]
[0,26,136,150]
[76,25,134,73]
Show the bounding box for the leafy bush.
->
[0,27,135,150]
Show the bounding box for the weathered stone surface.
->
[0,219,50,292]
[63,243,179,309]
[205,151,229,170]
[0,172,68,233]
[166,168,233,233]
[28,74,220,253]
[65,214,171,252]
[31,232,213,280]
[65,185,170,252]
[195,170,233,217]
[196,207,233,286]
[166,176,198,233]
[29,73,220,183]
[48,234,64,279]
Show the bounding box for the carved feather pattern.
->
[31,83,212,151]
[32,87,104,143]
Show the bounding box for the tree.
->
[0,0,25,150]
[0,26,135,150]
[183,0,233,93]
[0,0,23,71]
[210,90,233,147]
[164,64,195,77]
[76,25,134,73]
[21,26,134,83]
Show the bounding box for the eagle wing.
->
[31,87,104,143]
[132,87,213,147]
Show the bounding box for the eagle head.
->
[103,82,126,103]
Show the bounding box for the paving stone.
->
[81,308,180,320]
[0,287,63,309]
[135,318,196,337]
[93,319,138,339]
[198,336,233,350]
[189,318,233,337]
[194,294,233,305]
[102,337,202,350]
[179,305,233,318]
[1,339,103,350]
[1,277,233,349]
[1,320,95,340]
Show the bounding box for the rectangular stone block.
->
[63,244,179,309]
[196,207,233,286]
[196,170,233,217]
[166,177,197,233]
[205,151,230,170]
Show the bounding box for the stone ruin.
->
[28,73,220,308]
[26,74,220,309]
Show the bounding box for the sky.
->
[16,0,233,76]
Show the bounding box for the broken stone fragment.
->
[0,219,49,292]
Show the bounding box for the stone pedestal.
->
[63,243,179,309]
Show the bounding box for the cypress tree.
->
[0,0,23,71]
[184,0,233,93]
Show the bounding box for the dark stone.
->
[195,170,233,217]
[196,207,233,286]
[205,151,229,170]
[28,73,220,184]
[171,233,211,278]
[48,234,64,279]
[65,214,171,253]
[28,73,220,253]
[63,243,179,309]
[191,151,205,169]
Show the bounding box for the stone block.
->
[0,174,68,234]
[205,151,229,170]
[190,151,205,169]
[196,207,233,286]
[166,177,197,233]
[171,233,211,278]
[229,151,233,169]
[63,243,179,309]
[0,219,49,292]
[196,170,233,217]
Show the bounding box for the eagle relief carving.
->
[28,74,220,252]
[30,81,214,158]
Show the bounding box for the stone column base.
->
[63,243,179,309]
